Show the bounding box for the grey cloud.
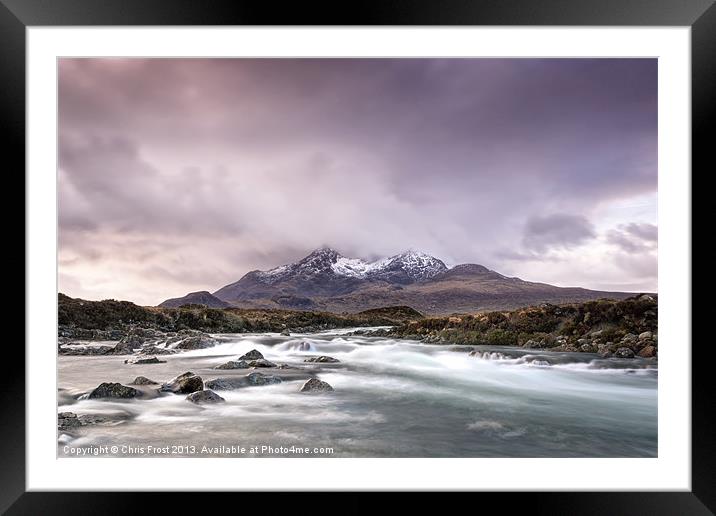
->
[606,223,658,253]
[58,58,658,303]
[522,214,597,253]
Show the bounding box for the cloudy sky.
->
[59,58,657,306]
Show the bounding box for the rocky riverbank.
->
[369,294,658,358]
[58,293,423,340]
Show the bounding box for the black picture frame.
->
[4,0,713,513]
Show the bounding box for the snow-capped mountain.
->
[162,247,633,314]
[255,247,448,285]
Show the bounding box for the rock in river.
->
[124,356,166,365]
[214,360,249,370]
[614,347,636,359]
[174,335,218,350]
[247,359,277,368]
[299,378,334,393]
[205,372,282,391]
[638,345,656,358]
[58,412,82,430]
[303,356,340,363]
[160,372,204,394]
[88,382,141,399]
[239,349,264,361]
[129,376,158,385]
[186,390,225,404]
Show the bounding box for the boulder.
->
[106,340,138,355]
[614,347,635,359]
[205,372,282,391]
[247,359,277,368]
[638,331,653,341]
[129,376,158,385]
[579,343,596,353]
[124,356,166,365]
[637,345,656,358]
[58,412,81,430]
[280,329,291,336]
[214,360,249,370]
[303,356,340,363]
[245,372,282,386]
[160,372,204,394]
[186,390,225,404]
[174,335,218,350]
[88,382,140,399]
[299,378,334,393]
[239,349,264,361]
[138,346,178,355]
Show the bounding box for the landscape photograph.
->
[57,58,658,458]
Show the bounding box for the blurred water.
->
[58,330,657,457]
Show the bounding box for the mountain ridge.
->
[161,247,637,315]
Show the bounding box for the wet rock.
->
[299,378,334,393]
[247,359,277,368]
[58,412,81,430]
[205,372,282,391]
[637,345,656,358]
[88,382,140,399]
[614,347,635,359]
[597,342,613,358]
[246,371,282,386]
[138,346,178,356]
[280,329,291,336]
[106,339,138,355]
[638,331,653,341]
[579,343,596,353]
[303,356,340,363]
[239,349,264,361]
[58,345,116,356]
[174,335,218,350]
[186,390,225,404]
[214,360,249,370]
[129,376,158,385]
[124,356,166,365]
[160,372,204,394]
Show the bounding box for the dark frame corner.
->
[4,0,714,514]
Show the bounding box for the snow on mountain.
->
[254,247,447,284]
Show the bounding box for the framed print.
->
[5,0,714,513]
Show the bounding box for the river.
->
[58,329,657,457]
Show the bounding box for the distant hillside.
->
[162,247,637,315]
[58,293,424,337]
[159,291,229,308]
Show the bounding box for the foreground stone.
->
[303,356,340,363]
[614,347,636,359]
[88,382,140,399]
[138,346,178,356]
[58,412,82,430]
[637,345,656,358]
[186,390,225,404]
[174,335,218,350]
[58,411,131,430]
[205,372,282,391]
[299,378,334,393]
[160,372,204,394]
[124,356,166,365]
[247,359,277,368]
[214,360,249,370]
[129,376,158,385]
[239,349,264,361]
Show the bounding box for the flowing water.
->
[58,329,657,457]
